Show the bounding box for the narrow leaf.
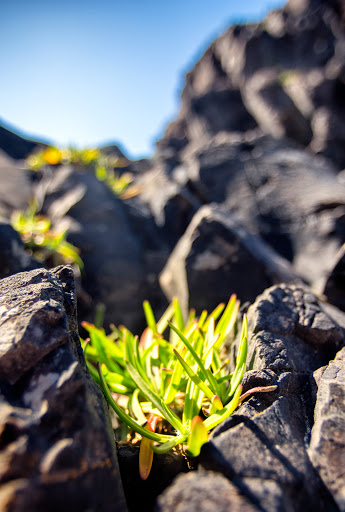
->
[152,434,188,454]
[139,414,159,480]
[203,384,242,431]
[168,322,209,383]
[186,416,209,457]
[126,362,188,435]
[173,349,214,401]
[143,300,158,333]
[97,363,174,442]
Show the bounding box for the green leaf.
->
[151,434,188,454]
[228,331,248,399]
[168,322,209,383]
[126,362,188,435]
[156,302,175,335]
[173,349,214,402]
[172,297,185,331]
[203,384,242,431]
[129,389,147,425]
[164,348,185,404]
[97,363,174,443]
[143,300,158,333]
[186,416,209,457]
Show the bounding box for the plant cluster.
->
[82,296,276,479]
[26,145,136,198]
[11,202,83,270]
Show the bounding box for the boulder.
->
[0,221,41,279]
[0,125,42,161]
[323,244,345,312]
[179,134,345,290]
[0,267,127,511]
[309,346,345,511]
[36,165,154,332]
[160,204,299,317]
[157,283,345,511]
[0,151,33,218]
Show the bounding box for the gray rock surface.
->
[160,204,300,316]
[37,165,152,332]
[309,346,345,511]
[157,283,345,512]
[0,267,127,512]
[174,134,345,291]
[0,221,41,279]
[323,244,345,312]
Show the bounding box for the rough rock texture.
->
[158,0,345,169]
[157,283,345,512]
[160,205,300,316]
[156,133,345,292]
[309,347,345,511]
[0,267,127,512]
[117,444,188,512]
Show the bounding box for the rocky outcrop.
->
[0,222,41,279]
[1,1,345,507]
[0,125,42,161]
[158,0,345,169]
[309,347,345,511]
[160,205,299,316]
[0,267,127,512]
[157,283,345,512]
[35,165,162,332]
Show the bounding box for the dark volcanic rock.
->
[37,165,153,332]
[0,151,33,218]
[323,244,345,312]
[157,283,345,512]
[158,0,345,168]
[0,267,127,512]
[160,204,299,316]
[179,134,345,290]
[0,222,42,279]
[246,283,345,373]
[309,346,345,511]
[0,125,42,161]
[117,443,188,512]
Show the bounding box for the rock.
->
[157,283,345,511]
[36,165,153,332]
[156,472,261,512]
[130,164,200,249]
[181,134,345,290]
[323,244,345,312]
[117,444,188,512]
[242,70,313,146]
[0,125,42,161]
[0,151,33,218]
[0,221,41,279]
[309,346,345,511]
[246,283,345,373]
[0,267,127,512]
[160,204,299,316]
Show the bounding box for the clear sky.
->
[0,0,285,159]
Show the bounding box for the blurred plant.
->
[11,201,83,270]
[82,296,276,480]
[26,145,137,198]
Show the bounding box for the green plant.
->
[26,145,137,199]
[82,296,276,479]
[11,202,83,270]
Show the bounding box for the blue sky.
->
[0,0,285,159]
